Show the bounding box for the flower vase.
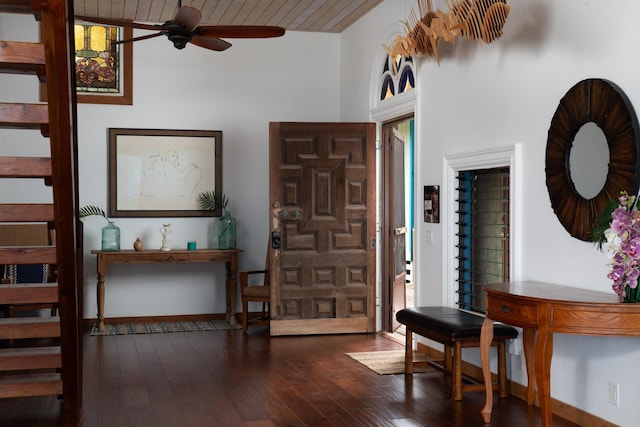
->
[622,283,640,303]
[218,212,236,249]
[101,221,121,252]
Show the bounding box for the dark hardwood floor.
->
[0,326,579,427]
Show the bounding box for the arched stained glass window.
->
[380,54,415,101]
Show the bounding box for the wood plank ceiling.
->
[73,0,384,33]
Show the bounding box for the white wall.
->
[77,29,341,318]
[340,1,640,425]
[0,13,341,319]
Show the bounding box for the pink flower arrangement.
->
[593,191,640,302]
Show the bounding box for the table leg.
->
[225,256,238,326]
[480,316,494,423]
[535,329,553,427]
[522,327,537,405]
[96,271,105,332]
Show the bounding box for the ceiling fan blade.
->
[197,25,285,39]
[190,36,232,52]
[75,15,161,32]
[115,32,165,45]
[173,6,202,32]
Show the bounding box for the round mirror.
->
[545,79,640,241]
[569,122,610,199]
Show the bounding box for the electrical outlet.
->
[514,353,522,370]
[609,381,620,407]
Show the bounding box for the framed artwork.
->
[424,185,440,223]
[108,128,222,218]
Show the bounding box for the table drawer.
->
[487,296,538,327]
[150,253,190,263]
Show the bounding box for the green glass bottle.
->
[101,221,121,251]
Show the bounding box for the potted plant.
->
[79,205,120,251]
[198,191,236,249]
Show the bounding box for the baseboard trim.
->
[416,342,616,427]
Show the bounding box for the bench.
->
[396,306,518,400]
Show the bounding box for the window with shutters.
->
[455,168,510,313]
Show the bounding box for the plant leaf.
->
[198,191,229,211]
[79,205,107,219]
[590,197,618,250]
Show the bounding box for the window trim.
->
[442,144,521,307]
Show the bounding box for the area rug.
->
[90,320,241,336]
[346,349,437,375]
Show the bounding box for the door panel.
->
[269,122,376,335]
[391,128,407,330]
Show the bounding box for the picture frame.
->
[424,185,440,223]
[108,128,222,218]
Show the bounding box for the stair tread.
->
[0,246,57,264]
[0,41,45,74]
[0,283,57,289]
[0,203,55,222]
[0,317,59,325]
[0,346,61,356]
[0,372,61,384]
[0,156,51,178]
[0,316,60,340]
[0,372,62,398]
[0,103,48,129]
[0,346,61,371]
[0,283,58,304]
[0,2,35,15]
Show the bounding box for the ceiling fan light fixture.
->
[168,33,191,49]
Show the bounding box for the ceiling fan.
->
[75,0,285,51]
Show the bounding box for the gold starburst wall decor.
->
[383,0,510,66]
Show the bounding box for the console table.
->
[480,281,640,426]
[91,249,242,332]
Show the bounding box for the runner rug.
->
[346,349,437,375]
[90,320,241,336]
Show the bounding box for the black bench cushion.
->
[396,306,518,341]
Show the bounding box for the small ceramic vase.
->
[133,238,143,251]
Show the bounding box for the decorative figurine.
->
[160,224,172,251]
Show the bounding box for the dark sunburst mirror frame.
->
[545,78,640,241]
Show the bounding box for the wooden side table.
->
[480,281,640,426]
[91,249,242,332]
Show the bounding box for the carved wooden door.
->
[269,122,376,335]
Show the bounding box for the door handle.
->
[272,230,281,249]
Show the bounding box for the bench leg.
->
[498,339,508,398]
[444,345,452,372]
[404,329,414,375]
[452,342,463,401]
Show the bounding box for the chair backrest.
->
[0,224,54,284]
[0,224,52,246]
[264,239,270,287]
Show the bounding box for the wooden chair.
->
[239,247,270,333]
[0,224,58,317]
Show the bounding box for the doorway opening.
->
[381,116,415,333]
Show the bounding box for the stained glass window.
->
[380,55,414,101]
[74,24,122,94]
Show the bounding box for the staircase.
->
[0,0,82,409]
